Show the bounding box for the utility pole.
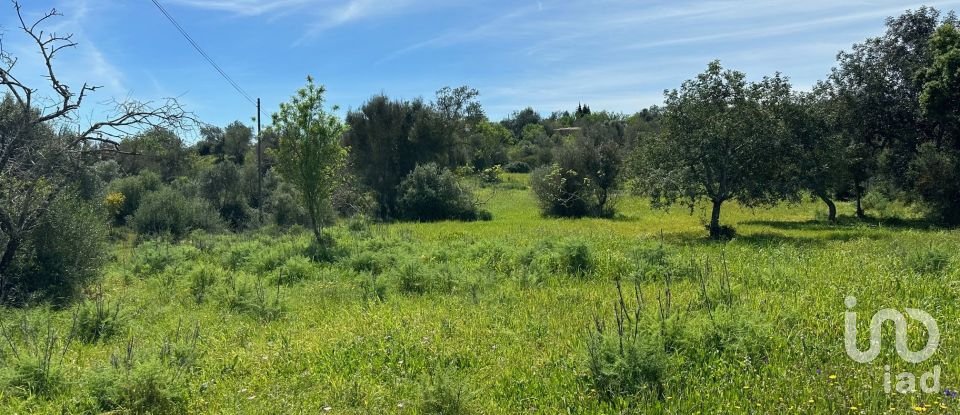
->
[257,98,263,224]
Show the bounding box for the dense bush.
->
[187,263,226,303]
[87,360,189,414]
[503,161,531,173]
[274,255,317,285]
[75,292,124,343]
[586,329,668,401]
[105,171,162,224]
[397,163,491,222]
[907,143,960,225]
[198,161,253,230]
[906,247,952,276]
[131,187,222,238]
[4,192,106,304]
[529,164,592,217]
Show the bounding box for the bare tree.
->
[0,2,192,299]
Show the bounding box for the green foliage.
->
[131,187,222,238]
[906,247,952,276]
[419,371,472,415]
[87,359,189,414]
[396,163,490,222]
[394,260,433,295]
[348,250,393,275]
[919,23,960,144]
[586,329,667,402]
[198,160,253,230]
[467,122,511,169]
[218,273,285,321]
[478,165,504,184]
[274,255,317,285]
[907,143,960,225]
[1,357,65,398]
[75,289,124,343]
[187,262,226,304]
[557,239,593,277]
[5,191,106,304]
[344,95,455,219]
[106,172,164,218]
[503,161,531,173]
[117,128,190,181]
[272,76,348,243]
[130,239,200,278]
[631,61,794,238]
[529,164,592,217]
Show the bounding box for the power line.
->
[149,0,256,106]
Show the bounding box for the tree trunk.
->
[709,199,724,239]
[0,236,20,303]
[817,193,837,222]
[855,191,865,219]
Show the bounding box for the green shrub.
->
[529,164,592,218]
[478,165,504,184]
[394,260,433,295]
[907,143,960,225]
[677,310,772,366]
[75,293,124,343]
[131,240,200,278]
[419,371,472,415]
[349,251,393,275]
[586,331,667,401]
[274,255,316,285]
[397,163,490,222]
[198,161,253,230]
[131,187,222,238]
[218,273,285,321]
[358,273,388,303]
[106,171,162,224]
[503,161,531,173]
[187,263,226,303]
[5,191,106,304]
[906,247,952,276]
[87,360,189,414]
[557,239,593,277]
[0,357,65,397]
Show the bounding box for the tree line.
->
[0,4,957,304]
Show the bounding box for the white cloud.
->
[169,0,441,39]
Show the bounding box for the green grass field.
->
[2,174,958,414]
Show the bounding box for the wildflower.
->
[944,389,959,399]
[829,374,837,380]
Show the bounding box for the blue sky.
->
[3,0,959,131]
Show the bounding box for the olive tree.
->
[271,77,347,244]
[631,61,792,239]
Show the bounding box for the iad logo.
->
[844,296,941,394]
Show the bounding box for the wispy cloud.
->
[168,0,440,39]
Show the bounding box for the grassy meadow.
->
[1,174,959,414]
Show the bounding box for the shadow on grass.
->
[740,215,941,232]
[659,227,888,249]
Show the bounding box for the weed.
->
[906,247,951,276]
[188,262,225,304]
[219,273,285,321]
[274,255,317,285]
[75,285,124,343]
[420,370,472,415]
